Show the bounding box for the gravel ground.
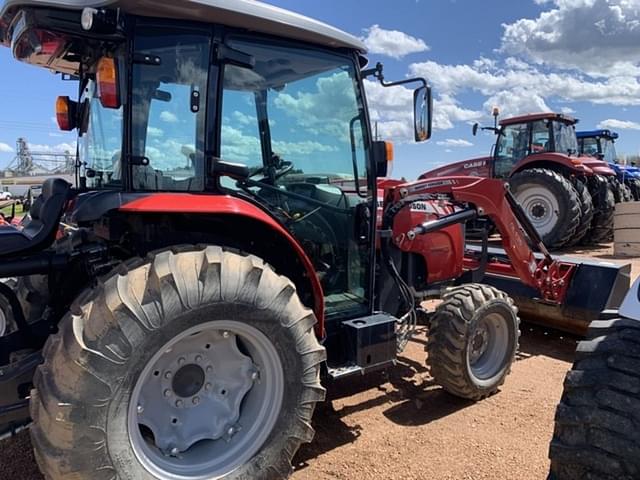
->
[1,243,637,480]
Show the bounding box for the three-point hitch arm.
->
[381,176,575,304]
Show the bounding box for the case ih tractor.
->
[0,2,630,479]
[577,129,640,201]
[421,111,618,248]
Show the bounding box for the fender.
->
[578,156,616,176]
[72,192,325,334]
[511,153,593,176]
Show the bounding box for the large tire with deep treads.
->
[30,246,326,480]
[549,318,640,480]
[427,284,520,400]
[509,168,580,249]
[628,178,640,201]
[584,179,615,245]
[565,179,594,247]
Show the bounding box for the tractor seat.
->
[0,178,71,258]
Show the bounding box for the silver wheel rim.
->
[129,320,284,480]
[515,184,560,236]
[467,312,510,385]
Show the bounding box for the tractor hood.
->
[579,155,615,176]
[419,156,492,180]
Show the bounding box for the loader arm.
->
[382,176,575,304]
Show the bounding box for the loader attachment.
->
[464,245,630,335]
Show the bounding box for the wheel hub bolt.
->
[178,357,186,365]
[165,371,172,379]
[222,331,230,338]
[251,371,259,381]
[170,447,179,456]
[195,355,203,363]
[175,399,183,407]
[192,396,200,405]
[164,389,171,397]
[205,382,212,391]
[227,426,235,436]
[206,366,213,373]
[137,405,144,414]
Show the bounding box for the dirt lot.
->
[1,244,638,480]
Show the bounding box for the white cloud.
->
[501,0,640,76]
[147,126,164,138]
[159,111,179,123]
[232,111,256,126]
[597,118,640,130]
[436,138,474,147]
[361,24,429,59]
[0,143,13,153]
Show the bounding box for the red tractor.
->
[421,111,618,248]
[0,2,628,479]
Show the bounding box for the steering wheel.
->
[250,157,293,182]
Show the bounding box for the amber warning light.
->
[55,96,77,131]
[96,57,121,109]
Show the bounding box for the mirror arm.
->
[363,62,427,89]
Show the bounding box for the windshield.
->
[79,80,124,189]
[580,136,599,157]
[220,38,367,189]
[553,121,578,155]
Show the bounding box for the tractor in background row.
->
[421,111,619,248]
[577,129,640,201]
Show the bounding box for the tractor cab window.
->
[495,123,529,177]
[530,120,551,154]
[580,137,599,157]
[553,121,578,155]
[219,38,371,317]
[130,29,209,191]
[79,80,124,189]
[602,138,617,163]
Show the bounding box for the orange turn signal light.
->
[384,141,394,162]
[570,158,583,165]
[96,56,120,109]
[55,96,76,131]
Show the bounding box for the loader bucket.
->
[465,245,631,335]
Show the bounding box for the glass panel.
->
[79,80,123,189]
[580,137,599,156]
[495,123,529,177]
[602,139,617,163]
[131,29,209,191]
[553,121,578,155]
[220,39,370,316]
[530,120,550,153]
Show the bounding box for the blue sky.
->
[2,0,640,181]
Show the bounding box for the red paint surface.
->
[120,194,325,332]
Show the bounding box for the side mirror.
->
[413,86,432,142]
[372,140,393,177]
[472,123,479,136]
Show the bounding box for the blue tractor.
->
[577,129,640,201]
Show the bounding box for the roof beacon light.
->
[96,57,121,109]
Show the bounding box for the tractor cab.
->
[1,0,432,322]
[577,129,619,164]
[491,113,580,177]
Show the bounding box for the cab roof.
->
[500,112,577,127]
[576,129,619,140]
[0,0,367,52]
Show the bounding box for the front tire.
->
[427,284,520,400]
[549,318,640,480]
[509,168,580,249]
[30,246,326,480]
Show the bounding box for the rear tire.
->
[30,246,326,480]
[427,284,520,400]
[584,178,615,245]
[565,180,593,247]
[549,318,640,480]
[509,168,580,249]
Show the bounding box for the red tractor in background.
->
[421,110,618,248]
[0,2,629,479]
